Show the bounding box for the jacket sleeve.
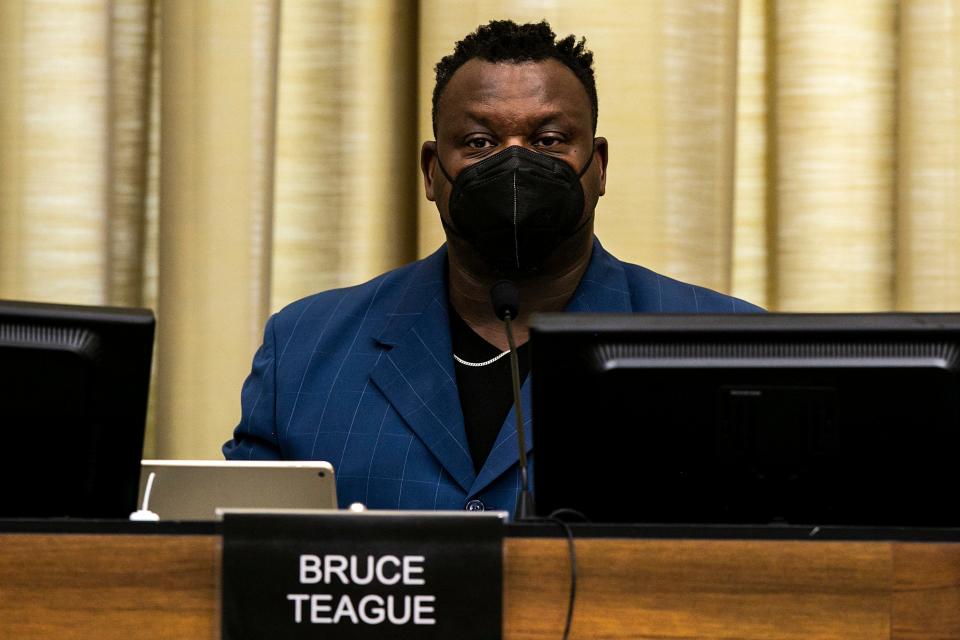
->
[222,313,282,460]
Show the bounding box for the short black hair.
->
[432,20,598,135]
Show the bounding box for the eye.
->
[534,135,564,148]
[465,136,494,150]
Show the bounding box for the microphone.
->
[490,280,535,520]
[129,471,160,521]
[490,280,518,322]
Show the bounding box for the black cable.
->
[544,509,586,640]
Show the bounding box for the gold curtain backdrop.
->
[1,0,959,459]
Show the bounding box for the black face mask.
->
[437,144,594,275]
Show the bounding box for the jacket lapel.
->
[469,238,632,496]
[369,247,476,493]
[467,375,532,497]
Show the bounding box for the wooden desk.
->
[1,524,959,639]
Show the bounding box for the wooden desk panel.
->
[892,543,960,640]
[2,533,959,639]
[0,534,219,640]
[504,539,892,639]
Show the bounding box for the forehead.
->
[436,58,592,133]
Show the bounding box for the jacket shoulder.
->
[269,258,424,343]
[619,260,764,313]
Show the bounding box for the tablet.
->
[136,460,337,521]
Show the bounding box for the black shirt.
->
[449,306,531,472]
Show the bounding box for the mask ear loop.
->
[433,145,480,251]
[577,138,597,178]
[433,145,458,185]
[433,147,467,242]
[561,139,600,242]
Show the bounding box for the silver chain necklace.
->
[454,350,510,367]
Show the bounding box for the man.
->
[223,20,760,513]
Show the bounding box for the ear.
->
[593,137,609,197]
[420,140,438,202]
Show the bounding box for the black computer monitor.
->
[0,300,154,518]
[530,313,960,527]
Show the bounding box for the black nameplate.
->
[221,512,503,639]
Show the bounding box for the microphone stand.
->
[504,312,535,520]
[491,280,535,520]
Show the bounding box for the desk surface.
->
[4,518,960,540]
[2,520,960,639]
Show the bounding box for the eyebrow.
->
[460,109,574,131]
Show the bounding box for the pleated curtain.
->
[1,0,958,459]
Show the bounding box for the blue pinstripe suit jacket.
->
[223,238,761,513]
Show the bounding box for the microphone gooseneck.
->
[490,280,535,520]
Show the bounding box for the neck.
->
[447,232,594,352]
